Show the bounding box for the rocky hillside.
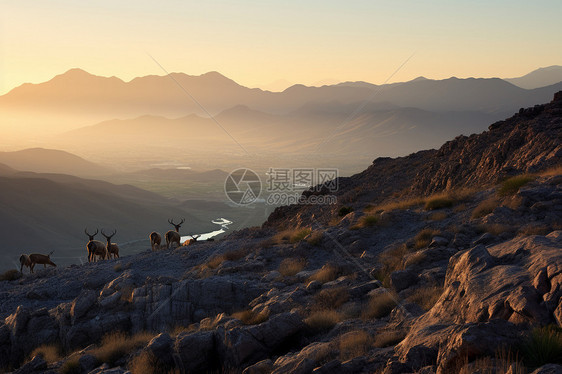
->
[0,94,561,374]
[265,91,562,230]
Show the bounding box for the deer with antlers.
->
[20,251,57,273]
[183,234,201,246]
[101,229,120,259]
[165,218,184,249]
[85,228,107,262]
[149,232,162,251]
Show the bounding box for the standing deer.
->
[20,252,57,273]
[150,232,162,251]
[101,229,120,259]
[85,228,107,262]
[183,235,200,246]
[165,218,184,249]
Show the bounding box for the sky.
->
[1,0,561,94]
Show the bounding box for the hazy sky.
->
[1,0,561,94]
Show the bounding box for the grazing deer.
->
[150,232,162,251]
[183,234,201,246]
[85,228,107,262]
[20,252,57,273]
[165,218,184,249]
[101,229,120,259]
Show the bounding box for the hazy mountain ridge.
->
[0,148,114,177]
[3,68,562,134]
[506,65,562,89]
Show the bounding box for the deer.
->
[85,228,107,262]
[183,234,201,246]
[150,232,162,251]
[101,229,120,259]
[20,252,57,273]
[165,218,184,249]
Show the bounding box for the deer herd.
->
[19,218,201,274]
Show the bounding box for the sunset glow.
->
[1,0,561,94]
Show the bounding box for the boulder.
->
[174,330,217,373]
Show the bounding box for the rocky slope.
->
[0,94,561,374]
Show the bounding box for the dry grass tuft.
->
[406,285,443,311]
[471,198,499,218]
[351,215,379,230]
[362,292,397,320]
[306,230,324,246]
[498,174,535,196]
[415,228,440,249]
[308,264,340,284]
[128,351,180,374]
[539,165,562,176]
[404,251,427,268]
[28,343,61,363]
[313,287,349,311]
[372,197,426,213]
[373,330,407,348]
[231,309,269,325]
[304,310,343,332]
[428,211,448,221]
[374,245,407,287]
[424,194,455,210]
[60,356,81,374]
[478,223,511,236]
[279,257,306,277]
[206,248,248,270]
[91,331,155,366]
[339,330,372,361]
[518,224,552,236]
[0,269,21,281]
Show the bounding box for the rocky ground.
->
[1,95,561,374]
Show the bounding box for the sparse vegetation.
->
[351,215,379,229]
[304,310,343,332]
[60,356,81,374]
[128,351,179,374]
[28,343,61,363]
[406,285,443,311]
[373,329,407,348]
[425,194,455,210]
[498,174,535,196]
[367,197,425,213]
[428,211,448,221]
[338,206,353,216]
[374,244,407,286]
[90,331,155,367]
[521,325,562,368]
[477,223,511,236]
[471,198,499,218]
[361,292,397,319]
[404,251,427,268]
[306,230,324,246]
[539,165,562,176]
[308,264,339,284]
[339,330,372,361]
[113,263,123,272]
[0,269,21,281]
[232,309,269,325]
[290,228,312,243]
[206,248,248,269]
[313,287,349,311]
[415,228,440,249]
[278,257,306,276]
[518,224,552,236]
